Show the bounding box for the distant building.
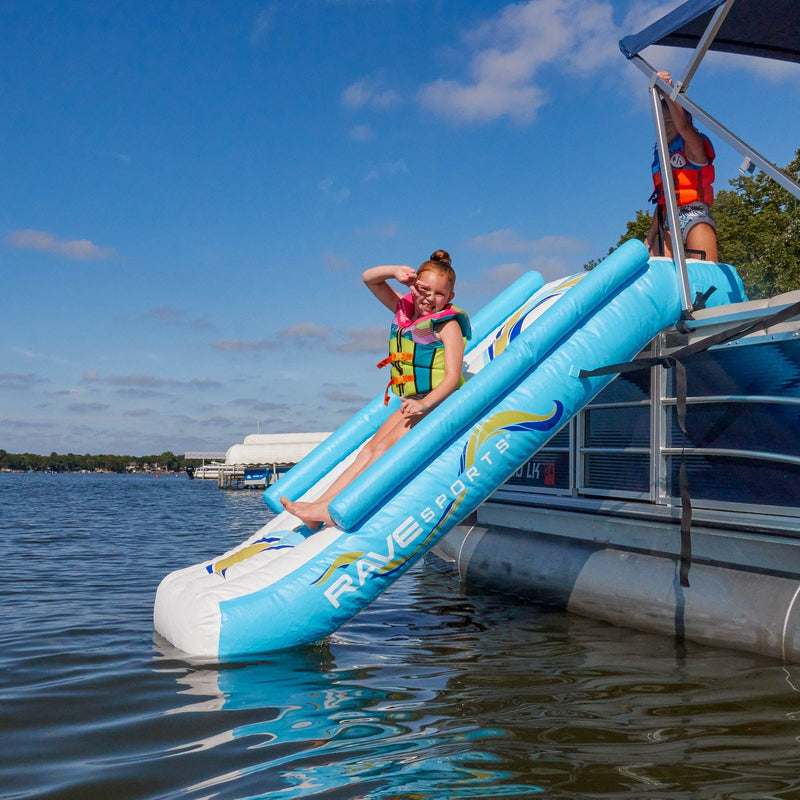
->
[185,433,332,484]
[224,432,332,468]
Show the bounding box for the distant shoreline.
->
[0,468,186,475]
[0,450,197,475]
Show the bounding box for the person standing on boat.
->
[644,71,719,262]
[281,250,470,530]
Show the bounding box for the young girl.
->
[281,249,470,530]
[645,71,719,262]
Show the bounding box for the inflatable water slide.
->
[154,240,741,658]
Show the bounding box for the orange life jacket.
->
[651,133,715,207]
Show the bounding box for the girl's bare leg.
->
[686,222,718,261]
[280,408,420,529]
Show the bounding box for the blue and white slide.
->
[154,241,746,657]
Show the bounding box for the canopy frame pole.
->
[649,80,693,315]
[675,0,736,93]
[630,55,800,202]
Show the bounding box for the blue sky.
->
[3,0,799,457]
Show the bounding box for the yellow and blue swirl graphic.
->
[208,535,289,579]
[459,403,564,473]
[311,550,365,586]
[487,275,584,361]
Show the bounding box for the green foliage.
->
[585,149,800,300]
[713,150,800,298]
[0,449,194,473]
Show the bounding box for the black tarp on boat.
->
[620,0,800,65]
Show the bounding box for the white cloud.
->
[354,220,399,238]
[469,228,588,255]
[327,390,369,403]
[349,124,375,141]
[68,402,111,414]
[211,339,276,352]
[0,372,48,391]
[319,176,350,202]
[341,79,401,109]
[622,0,677,34]
[471,255,576,288]
[251,5,277,45]
[148,305,184,324]
[9,345,69,365]
[469,228,541,253]
[341,326,386,353]
[212,319,377,354]
[467,227,590,286]
[5,229,115,261]
[706,49,800,81]
[324,251,351,273]
[481,261,530,286]
[145,304,216,331]
[278,323,331,340]
[11,346,42,359]
[419,0,621,125]
[528,255,580,282]
[123,408,153,417]
[420,79,547,125]
[106,374,221,389]
[364,159,407,182]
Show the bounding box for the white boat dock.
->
[185,433,332,489]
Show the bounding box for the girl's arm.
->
[400,318,465,417]
[644,214,659,254]
[362,265,417,312]
[658,72,709,166]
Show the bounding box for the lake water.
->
[3,472,800,800]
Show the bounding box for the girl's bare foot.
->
[279,497,333,530]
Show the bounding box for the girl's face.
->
[414,270,454,316]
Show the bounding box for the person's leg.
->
[280,408,419,529]
[685,222,718,261]
[659,229,674,258]
[311,410,413,505]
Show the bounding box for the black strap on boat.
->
[679,460,692,588]
[692,284,715,310]
[673,358,692,588]
[578,298,800,588]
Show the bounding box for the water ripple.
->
[3,474,800,799]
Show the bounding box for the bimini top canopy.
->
[620,0,800,65]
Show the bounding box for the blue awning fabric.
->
[620,0,800,65]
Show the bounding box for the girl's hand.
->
[409,277,431,304]
[400,397,427,417]
[395,266,418,286]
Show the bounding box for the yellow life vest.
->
[376,294,471,405]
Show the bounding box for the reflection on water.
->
[155,582,546,799]
[3,473,800,799]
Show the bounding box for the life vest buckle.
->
[376,352,413,369]
[382,375,415,405]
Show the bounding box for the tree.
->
[713,149,800,298]
[585,148,800,299]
